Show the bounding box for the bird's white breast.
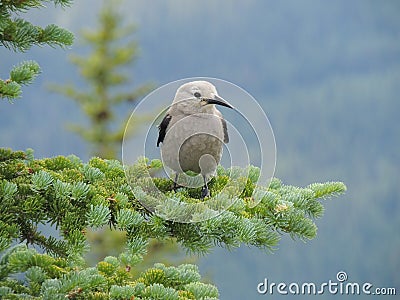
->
[161,113,225,176]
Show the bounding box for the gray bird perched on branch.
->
[157,81,234,198]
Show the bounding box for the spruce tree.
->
[50,1,153,159]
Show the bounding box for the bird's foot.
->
[201,186,210,199]
[172,174,179,191]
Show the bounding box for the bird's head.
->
[172,81,233,114]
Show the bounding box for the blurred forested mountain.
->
[1,1,399,299]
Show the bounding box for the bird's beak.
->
[205,95,234,109]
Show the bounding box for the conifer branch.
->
[0,61,41,100]
[0,0,74,101]
[0,148,346,255]
[0,148,346,298]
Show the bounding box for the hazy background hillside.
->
[1,1,399,299]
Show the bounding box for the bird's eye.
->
[194,92,201,98]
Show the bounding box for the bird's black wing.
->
[157,114,172,147]
[221,118,229,143]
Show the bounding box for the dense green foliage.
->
[0,244,218,299]
[0,148,345,298]
[0,0,73,100]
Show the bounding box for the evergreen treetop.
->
[50,2,153,159]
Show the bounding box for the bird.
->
[157,81,234,198]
